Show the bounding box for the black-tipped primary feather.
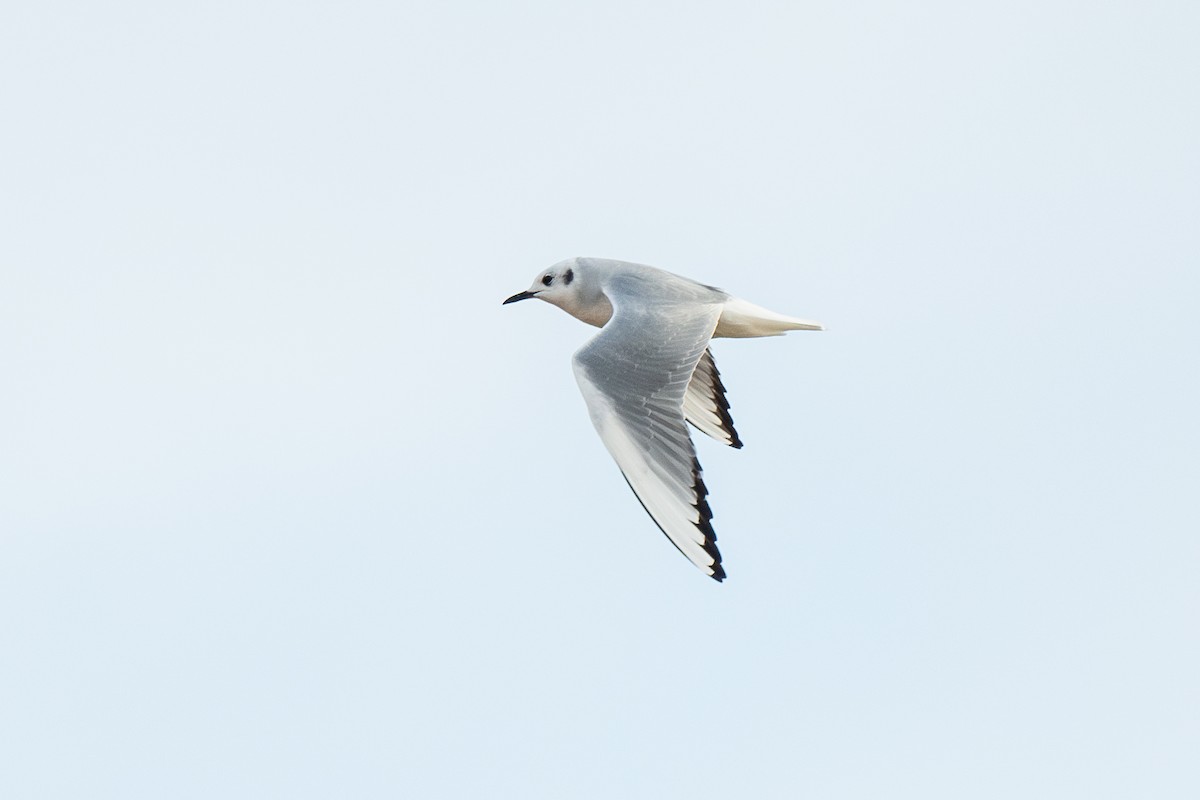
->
[684,348,744,449]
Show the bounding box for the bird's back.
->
[574,257,730,308]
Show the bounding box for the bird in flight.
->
[503,257,822,581]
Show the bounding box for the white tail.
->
[713,297,824,339]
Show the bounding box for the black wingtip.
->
[618,455,727,582]
[708,357,744,449]
[692,456,726,580]
[696,350,739,450]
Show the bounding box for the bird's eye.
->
[541,274,553,286]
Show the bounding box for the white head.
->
[502,259,613,327]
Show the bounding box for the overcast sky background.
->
[2,2,1198,798]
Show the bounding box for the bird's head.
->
[502,261,582,309]
[502,258,614,328]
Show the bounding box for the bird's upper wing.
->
[684,348,743,449]
[571,274,727,580]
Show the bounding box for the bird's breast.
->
[565,293,614,329]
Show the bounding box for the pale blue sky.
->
[2,2,1198,798]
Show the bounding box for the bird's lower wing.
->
[571,288,726,580]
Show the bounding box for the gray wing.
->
[571,277,727,581]
[684,348,743,449]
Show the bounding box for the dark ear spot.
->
[564,268,574,285]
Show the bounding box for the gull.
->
[503,257,822,581]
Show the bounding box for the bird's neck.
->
[555,289,613,329]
